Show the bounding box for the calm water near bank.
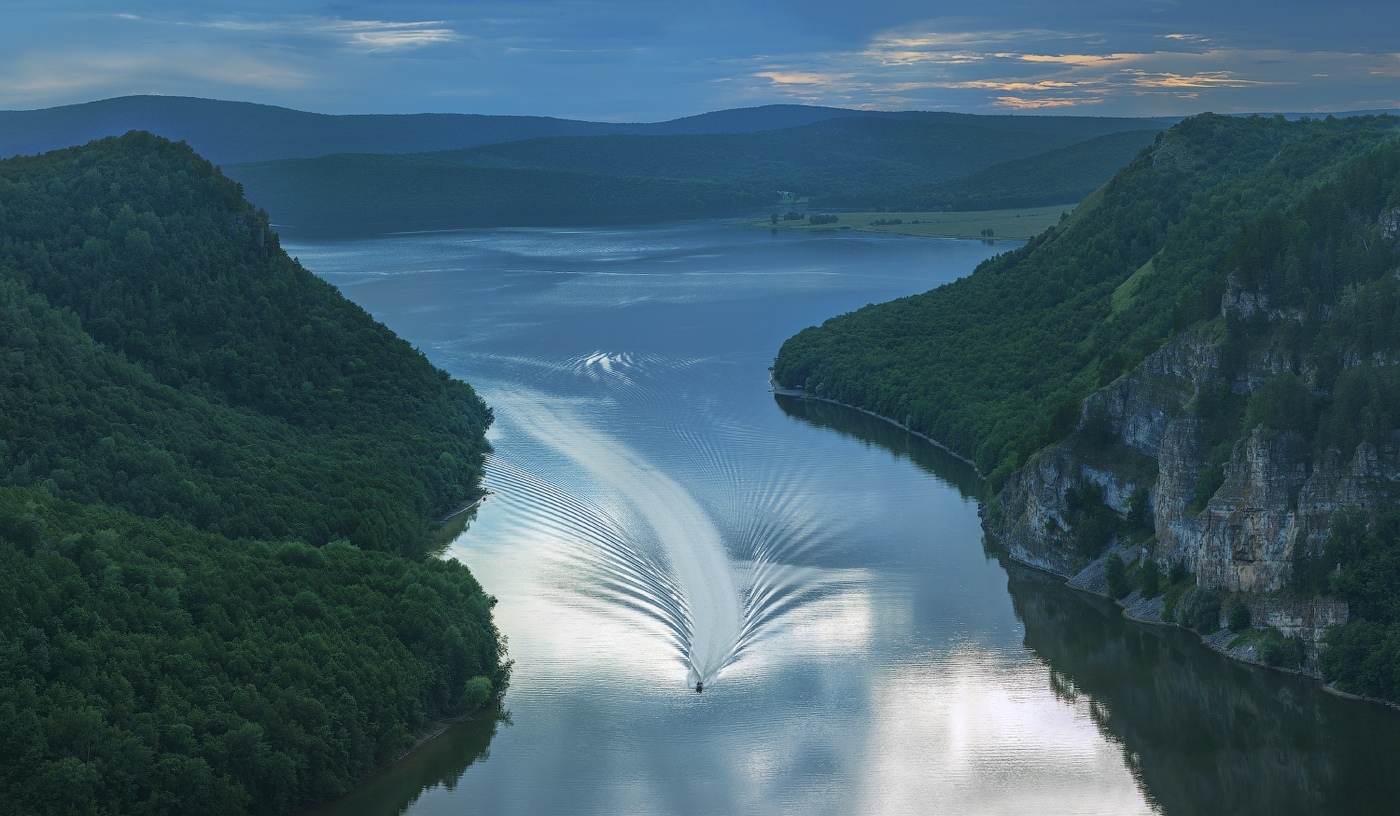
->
[285,220,1400,816]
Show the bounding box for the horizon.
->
[3,2,1396,121]
[4,92,1396,125]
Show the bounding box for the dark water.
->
[284,221,1400,816]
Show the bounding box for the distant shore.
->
[736,203,1076,240]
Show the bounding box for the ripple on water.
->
[480,379,860,692]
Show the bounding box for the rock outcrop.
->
[991,302,1400,674]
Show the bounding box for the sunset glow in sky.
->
[4,0,1397,118]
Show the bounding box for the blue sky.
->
[3,1,1397,119]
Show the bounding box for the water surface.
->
[285,221,1400,816]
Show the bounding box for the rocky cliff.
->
[991,272,1400,674]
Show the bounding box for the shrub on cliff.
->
[1260,630,1304,669]
[1139,560,1161,599]
[1178,587,1222,633]
[1104,552,1131,599]
[1228,601,1252,632]
[1066,478,1120,558]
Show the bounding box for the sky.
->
[2,1,1397,120]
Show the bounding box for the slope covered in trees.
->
[0,132,506,814]
[776,112,1400,700]
[227,155,774,231]
[814,128,1163,212]
[0,132,491,553]
[0,94,1171,167]
[226,115,1171,232]
[773,114,1400,485]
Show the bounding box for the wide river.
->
[285,220,1400,816]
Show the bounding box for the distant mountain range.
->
[223,113,1182,230]
[16,95,1333,231]
[0,94,1176,166]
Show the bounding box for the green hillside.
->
[227,154,772,231]
[228,114,1171,231]
[776,111,1400,699]
[438,116,1165,192]
[0,133,505,813]
[815,128,1164,211]
[773,114,1400,484]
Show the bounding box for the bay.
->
[285,220,1400,816]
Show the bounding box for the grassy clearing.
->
[1111,255,1157,314]
[738,203,1078,240]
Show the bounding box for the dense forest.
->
[814,128,1163,212]
[225,114,1169,232]
[775,112,1400,699]
[0,132,507,814]
[774,114,1399,485]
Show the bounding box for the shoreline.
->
[788,378,1400,711]
[736,203,1076,241]
[789,376,1400,711]
[436,490,491,524]
[294,706,499,815]
[988,529,1400,711]
[769,381,984,477]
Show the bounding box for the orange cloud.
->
[1125,69,1275,88]
[1017,53,1132,66]
[753,71,853,86]
[992,95,1105,109]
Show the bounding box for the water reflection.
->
[781,394,1400,816]
[301,709,506,816]
[774,394,984,501]
[1005,563,1400,816]
[285,222,1400,816]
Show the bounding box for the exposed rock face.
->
[996,447,1084,575]
[1248,597,1351,667]
[1195,429,1310,593]
[991,315,1400,664]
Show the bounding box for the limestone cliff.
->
[990,280,1400,674]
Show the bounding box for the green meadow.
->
[741,204,1076,240]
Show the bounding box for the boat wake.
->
[487,385,841,691]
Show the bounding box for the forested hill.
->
[773,114,1400,485]
[226,115,1170,232]
[775,112,1400,699]
[0,132,506,814]
[813,128,1163,212]
[0,94,1172,166]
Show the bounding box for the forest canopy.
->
[0,132,506,814]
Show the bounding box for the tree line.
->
[0,132,507,813]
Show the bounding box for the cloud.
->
[1016,53,1133,67]
[0,47,308,101]
[753,71,854,87]
[992,95,1105,109]
[1124,69,1274,89]
[861,28,1075,67]
[111,12,461,52]
[941,80,1081,91]
[722,12,1400,117]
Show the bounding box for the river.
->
[284,220,1400,816]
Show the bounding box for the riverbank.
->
[297,706,503,816]
[775,383,1330,689]
[991,531,1400,711]
[789,378,1391,707]
[769,380,983,477]
[433,490,492,546]
[737,203,1076,240]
